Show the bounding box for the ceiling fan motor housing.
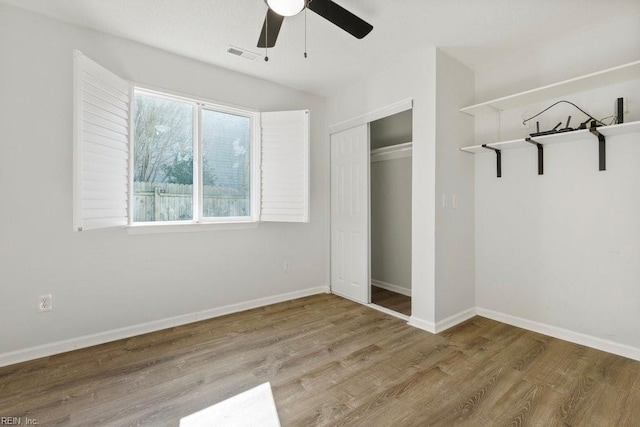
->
[266,0,305,17]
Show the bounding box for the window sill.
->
[126,221,259,235]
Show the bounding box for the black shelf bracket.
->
[482,144,502,178]
[589,125,606,171]
[525,137,544,175]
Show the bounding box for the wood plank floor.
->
[371,285,411,316]
[1,294,639,426]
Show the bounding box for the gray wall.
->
[370,156,412,292]
[0,5,329,358]
[370,110,412,149]
[434,50,476,322]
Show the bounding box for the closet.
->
[330,108,412,317]
[369,111,412,316]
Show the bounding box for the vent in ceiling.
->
[227,46,260,61]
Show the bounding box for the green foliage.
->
[162,151,193,184]
[162,152,216,186]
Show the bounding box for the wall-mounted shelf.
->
[461,121,640,153]
[460,121,640,176]
[460,60,640,117]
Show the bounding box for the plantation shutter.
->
[260,110,310,222]
[73,50,131,231]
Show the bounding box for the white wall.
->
[473,14,640,355]
[474,14,640,103]
[434,51,476,322]
[0,5,329,359]
[371,156,412,292]
[327,48,438,326]
[327,49,476,329]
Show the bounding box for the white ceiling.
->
[3,0,640,97]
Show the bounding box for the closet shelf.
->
[460,60,640,117]
[460,120,640,154]
[371,141,412,162]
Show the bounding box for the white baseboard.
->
[407,307,477,335]
[0,286,330,368]
[408,315,436,334]
[434,307,477,333]
[476,307,640,362]
[371,279,412,297]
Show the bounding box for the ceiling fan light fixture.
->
[267,0,305,17]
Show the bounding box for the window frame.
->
[130,86,261,228]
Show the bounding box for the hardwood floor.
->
[371,285,411,316]
[1,294,639,426]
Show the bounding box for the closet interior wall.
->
[370,110,413,301]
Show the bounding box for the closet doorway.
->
[369,110,412,317]
[330,108,412,318]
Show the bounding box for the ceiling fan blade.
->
[257,9,285,48]
[307,0,373,39]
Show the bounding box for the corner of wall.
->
[433,49,476,322]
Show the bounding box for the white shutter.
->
[73,50,130,231]
[260,110,310,222]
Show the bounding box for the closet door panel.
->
[330,124,369,303]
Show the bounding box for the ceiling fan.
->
[257,0,373,51]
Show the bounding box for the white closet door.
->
[330,124,369,303]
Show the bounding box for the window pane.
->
[133,92,194,222]
[202,109,251,218]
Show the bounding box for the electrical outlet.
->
[283,261,291,273]
[38,294,53,312]
[452,195,460,209]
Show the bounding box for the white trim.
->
[370,142,413,163]
[132,84,259,115]
[371,279,412,297]
[329,98,413,135]
[252,110,262,222]
[0,286,329,368]
[304,110,311,222]
[193,103,201,222]
[72,50,82,231]
[407,315,436,334]
[127,84,135,225]
[476,307,640,362]
[434,307,477,333]
[367,303,410,321]
[127,221,259,235]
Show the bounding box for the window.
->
[201,108,251,220]
[133,92,195,222]
[73,50,309,232]
[132,90,255,223]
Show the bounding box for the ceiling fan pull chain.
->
[304,1,308,58]
[265,11,269,62]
